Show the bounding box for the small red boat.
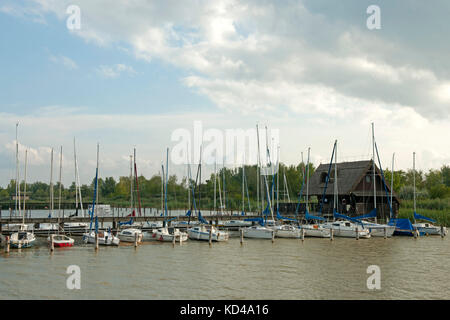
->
[47,234,75,247]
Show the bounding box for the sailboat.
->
[64,138,89,233]
[187,146,228,241]
[9,146,36,249]
[297,147,330,238]
[82,144,120,246]
[323,140,371,238]
[242,126,276,239]
[119,149,144,243]
[47,146,75,247]
[355,124,395,237]
[39,148,59,234]
[411,153,447,236]
[153,148,188,242]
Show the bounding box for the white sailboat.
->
[10,145,36,249]
[82,144,120,246]
[187,225,229,241]
[299,147,330,238]
[156,148,188,243]
[327,140,371,238]
[242,127,276,240]
[358,124,395,237]
[64,138,89,233]
[118,228,143,243]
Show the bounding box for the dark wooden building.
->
[305,160,399,220]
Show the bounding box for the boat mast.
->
[164,148,169,219]
[223,155,226,212]
[186,142,190,211]
[22,149,27,225]
[214,159,217,215]
[391,153,395,220]
[74,138,84,217]
[256,124,261,213]
[15,122,21,217]
[129,155,133,213]
[134,148,142,217]
[58,146,63,223]
[413,151,416,224]
[49,148,54,218]
[74,138,78,215]
[333,140,338,218]
[306,147,310,213]
[242,152,245,214]
[276,145,280,215]
[372,122,377,223]
[95,143,99,219]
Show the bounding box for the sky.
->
[0,0,449,188]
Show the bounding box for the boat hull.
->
[243,227,274,239]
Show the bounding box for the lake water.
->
[1,232,449,300]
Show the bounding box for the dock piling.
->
[50,235,54,252]
[5,236,10,253]
[330,228,334,241]
[95,232,99,250]
[355,226,359,240]
[209,227,212,246]
[240,228,244,245]
[301,227,305,241]
[384,227,387,239]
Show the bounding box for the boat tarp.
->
[414,211,436,223]
[197,211,209,224]
[388,218,414,231]
[333,209,364,226]
[119,218,133,226]
[276,210,297,221]
[185,209,192,217]
[305,209,325,221]
[244,217,265,226]
[354,208,377,220]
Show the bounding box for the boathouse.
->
[306,160,399,220]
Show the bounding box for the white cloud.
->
[49,54,78,70]
[96,64,136,78]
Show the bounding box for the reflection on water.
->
[0,235,449,300]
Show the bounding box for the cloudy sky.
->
[0,0,449,187]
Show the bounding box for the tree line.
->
[1,163,449,210]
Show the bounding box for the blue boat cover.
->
[119,218,134,226]
[354,208,377,220]
[414,211,436,223]
[244,217,265,226]
[388,218,413,231]
[333,209,364,226]
[276,210,297,221]
[305,209,325,221]
[185,210,192,217]
[197,211,209,224]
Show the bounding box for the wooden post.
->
[441,226,445,238]
[172,233,175,247]
[134,232,138,248]
[301,227,305,241]
[413,229,418,239]
[330,228,334,241]
[240,228,243,245]
[271,230,275,243]
[209,227,212,246]
[384,227,387,239]
[355,226,359,240]
[5,236,10,253]
[50,235,54,252]
[95,232,99,250]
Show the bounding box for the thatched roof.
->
[308,160,397,198]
